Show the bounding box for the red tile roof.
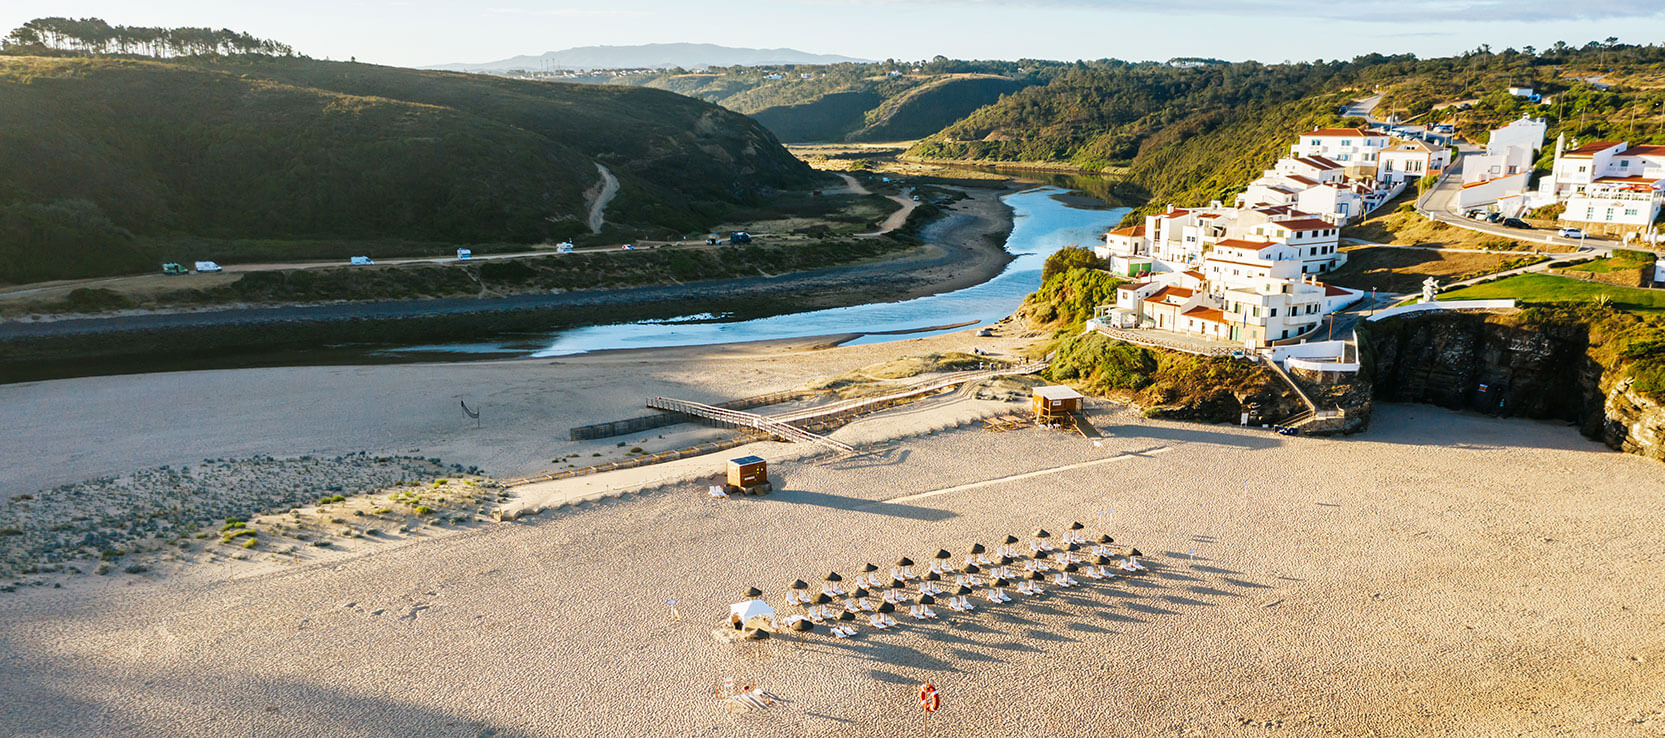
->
[1624,145,1665,157]
[1591,175,1665,185]
[1304,127,1385,138]
[1292,155,1343,170]
[1287,175,1319,186]
[1143,286,1196,304]
[1107,225,1145,237]
[1272,218,1335,231]
[1205,256,1273,269]
[1182,306,1228,323]
[1560,140,1624,158]
[1216,238,1278,251]
[1323,285,1352,296]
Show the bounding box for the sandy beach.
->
[1,320,1662,736]
[0,400,1660,736]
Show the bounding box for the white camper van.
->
[350,256,374,266]
[193,261,222,273]
[555,242,574,254]
[456,248,472,260]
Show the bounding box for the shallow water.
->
[491,187,1129,356]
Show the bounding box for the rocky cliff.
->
[1359,311,1665,463]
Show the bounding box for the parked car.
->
[1557,227,1586,238]
[1464,209,1483,220]
[1500,217,1530,229]
[729,231,752,244]
[162,262,188,275]
[555,241,574,254]
[455,248,472,260]
[350,256,374,265]
[621,244,635,250]
[193,260,222,273]
[1485,212,1504,223]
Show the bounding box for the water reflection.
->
[529,187,1129,356]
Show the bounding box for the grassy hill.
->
[0,55,812,284]
[905,44,1665,217]
[613,61,1049,143]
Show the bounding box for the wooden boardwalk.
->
[645,396,857,454]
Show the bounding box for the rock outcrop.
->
[1359,312,1664,463]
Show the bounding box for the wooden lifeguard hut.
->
[1031,385,1084,422]
[725,455,774,495]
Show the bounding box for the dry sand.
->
[0,398,1661,737]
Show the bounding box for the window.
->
[1578,165,1587,173]
[1626,208,1639,216]
[1270,308,1278,317]
[1606,208,1616,221]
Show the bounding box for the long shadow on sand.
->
[1100,424,1282,450]
[759,489,956,521]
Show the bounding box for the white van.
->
[456,248,472,260]
[193,261,222,272]
[555,241,574,254]
[350,256,374,266]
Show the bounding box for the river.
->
[403,186,1129,357]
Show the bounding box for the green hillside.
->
[614,61,1049,143]
[0,54,811,283]
[906,44,1665,215]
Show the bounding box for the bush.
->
[1048,332,1158,393]
[1041,246,1104,282]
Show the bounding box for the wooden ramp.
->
[1068,411,1102,438]
[646,396,856,454]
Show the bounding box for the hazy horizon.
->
[4,1,1664,69]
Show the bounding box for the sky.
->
[4,1,1664,68]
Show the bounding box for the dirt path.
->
[587,162,619,234]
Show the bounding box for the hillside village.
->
[1090,97,1665,350]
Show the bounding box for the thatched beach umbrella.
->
[918,593,936,605]
[860,563,878,573]
[1130,548,1144,556]
[969,543,986,555]
[791,618,814,632]
[744,586,763,598]
[851,586,869,599]
[1033,551,1049,560]
[897,557,914,567]
[825,571,842,583]
[1098,534,1114,544]
[1095,555,1111,565]
[1034,528,1051,539]
[1029,571,1047,581]
[877,601,894,613]
[790,579,808,591]
[954,585,972,597]
[838,610,855,622]
[964,564,981,574]
[934,549,951,561]
[1063,562,1079,572]
[993,577,1010,587]
[999,555,1013,565]
[1003,535,1019,544]
[1069,521,1084,531]
[923,571,941,581]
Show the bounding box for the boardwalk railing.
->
[770,362,1048,425]
[647,396,857,454]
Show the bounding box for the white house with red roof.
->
[1289,127,1390,171]
[1539,137,1665,233]
[1377,139,1450,184]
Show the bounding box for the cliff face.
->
[1360,312,1664,463]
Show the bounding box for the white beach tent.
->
[728,600,776,629]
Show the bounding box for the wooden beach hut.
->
[725,455,773,495]
[1031,385,1083,422]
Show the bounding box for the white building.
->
[1377,139,1449,183]
[1540,138,1665,233]
[1488,115,1547,156]
[1290,127,1391,173]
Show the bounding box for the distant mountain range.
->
[427,43,870,72]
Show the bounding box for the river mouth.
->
[1,180,1130,383]
[388,186,1129,359]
